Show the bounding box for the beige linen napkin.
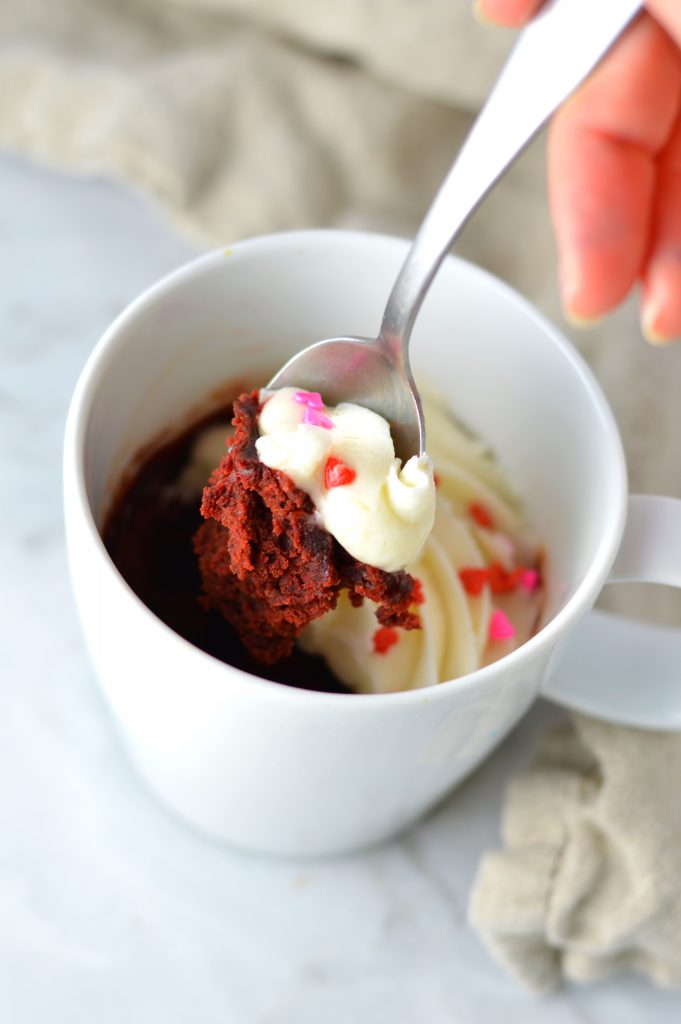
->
[470,713,681,992]
[0,0,512,246]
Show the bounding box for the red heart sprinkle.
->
[461,562,532,597]
[459,567,489,596]
[488,561,508,593]
[469,502,494,528]
[506,567,526,590]
[489,562,526,594]
[324,456,356,489]
[412,578,425,605]
[373,626,400,655]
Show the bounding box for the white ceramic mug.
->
[64,230,681,857]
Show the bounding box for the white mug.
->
[64,230,681,857]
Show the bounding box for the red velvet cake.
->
[194,391,420,664]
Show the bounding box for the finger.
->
[641,110,681,343]
[475,0,544,28]
[548,14,681,322]
[646,0,681,46]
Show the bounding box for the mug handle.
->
[541,495,681,730]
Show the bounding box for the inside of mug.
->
[83,233,626,644]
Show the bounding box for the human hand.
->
[477,1,681,343]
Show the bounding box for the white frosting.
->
[254,387,436,572]
[301,388,543,693]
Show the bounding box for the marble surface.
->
[2,151,680,1023]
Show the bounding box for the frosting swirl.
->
[301,390,543,692]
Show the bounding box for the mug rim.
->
[64,228,629,708]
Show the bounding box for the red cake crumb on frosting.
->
[194,390,420,665]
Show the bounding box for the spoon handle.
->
[378,0,643,355]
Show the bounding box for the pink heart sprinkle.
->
[293,390,324,409]
[303,407,333,429]
[520,569,539,591]
[489,610,516,642]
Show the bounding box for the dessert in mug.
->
[103,384,543,694]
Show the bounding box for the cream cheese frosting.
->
[255,387,436,572]
[300,389,543,693]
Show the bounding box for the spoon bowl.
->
[268,334,425,462]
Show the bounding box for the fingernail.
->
[564,308,603,330]
[560,258,602,328]
[641,321,679,346]
[641,285,679,345]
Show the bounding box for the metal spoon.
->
[268,0,642,461]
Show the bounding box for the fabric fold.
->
[470,714,681,992]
